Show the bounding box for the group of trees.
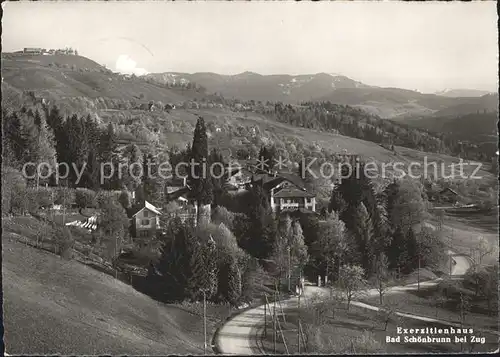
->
[260,101,494,161]
[301,162,445,294]
[144,116,313,302]
[2,105,121,189]
[148,214,263,305]
[2,104,189,211]
[1,100,451,313]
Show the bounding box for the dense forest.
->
[251,101,496,162]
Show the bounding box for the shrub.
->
[54,187,76,207]
[305,326,385,354]
[34,188,55,208]
[75,188,97,209]
[118,190,131,210]
[2,166,27,215]
[376,304,398,331]
[211,206,235,230]
[54,226,74,259]
[216,253,242,305]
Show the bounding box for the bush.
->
[118,190,131,210]
[199,222,239,256]
[34,188,55,208]
[211,206,235,230]
[376,305,398,331]
[96,191,120,208]
[2,166,27,215]
[75,188,97,209]
[54,226,74,259]
[305,326,385,354]
[54,187,76,207]
[216,253,242,305]
[240,255,268,303]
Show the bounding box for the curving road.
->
[215,290,305,354]
[423,222,472,276]
[215,247,473,354]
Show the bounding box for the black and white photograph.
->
[1,1,499,355]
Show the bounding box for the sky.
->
[2,1,498,93]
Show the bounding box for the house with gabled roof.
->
[247,170,317,214]
[128,200,162,238]
[270,176,316,213]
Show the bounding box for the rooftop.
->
[273,187,315,199]
[440,187,459,195]
[129,200,162,217]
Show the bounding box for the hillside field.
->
[100,106,496,183]
[2,234,228,355]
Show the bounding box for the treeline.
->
[302,163,445,283]
[2,105,123,190]
[261,101,493,161]
[406,112,498,161]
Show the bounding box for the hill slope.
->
[144,71,371,103]
[405,112,498,142]
[1,53,200,115]
[430,93,498,117]
[145,71,497,119]
[2,234,214,355]
[3,53,496,121]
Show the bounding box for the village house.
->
[164,177,200,224]
[246,170,317,214]
[128,200,162,238]
[271,182,316,213]
[427,186,460,205]
[438,187,459,205]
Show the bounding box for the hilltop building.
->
[23,48,43,55]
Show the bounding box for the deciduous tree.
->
[338,265,366,310]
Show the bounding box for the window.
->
[143,210,149,218]
[287,199,291,204]
[141,219,150,226]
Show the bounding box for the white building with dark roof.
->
[270,179,316,213]
[128,200,162,238]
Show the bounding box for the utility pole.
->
[62,186,67,225]
[325,259,329,287]
[449,251,453,276]
[203,289,207,355]
[297,290,301,354]
[273,290,277,354]
[264,294,267,338]
[287,246,291,292]
[417,254,420,291]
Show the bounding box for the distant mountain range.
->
[2,51,497,135]
[434,88,494,98]
[144,71,497,119]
